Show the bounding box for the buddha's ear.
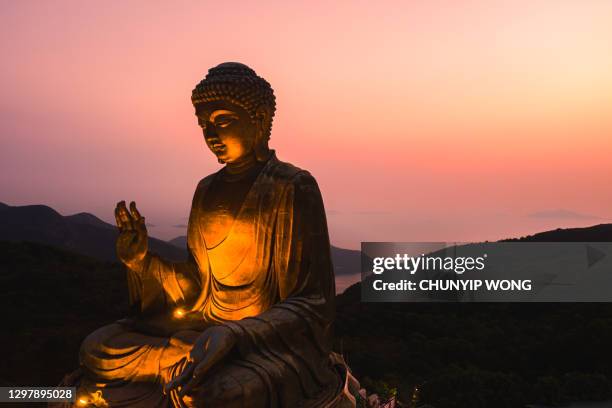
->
[254,106,272,162]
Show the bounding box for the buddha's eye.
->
[215,116,237,128]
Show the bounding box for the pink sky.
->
[1,1,611,249]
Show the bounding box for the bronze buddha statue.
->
[66,62,359,407]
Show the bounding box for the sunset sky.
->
[1,1,611,249]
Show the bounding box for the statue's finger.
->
[118,201,134,230]
[178,352,219,397]
[166,361,195,393]
[130,201,143,221]
[178,375,200,398]
[129,202,147,234]
[114,206,124,230]
[192,352,220,381]
[165,376,179,393]
[164,378,179,394]
[165,375,184,393]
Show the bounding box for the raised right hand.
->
[115,201,148,270]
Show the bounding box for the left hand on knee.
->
[165,325,237,397]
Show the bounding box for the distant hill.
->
[168,235,361,277]
[0,203,186,262]
[329,246,362,277]
[0,202,362,277]
[168,235,187,248]
[502,223,612,242]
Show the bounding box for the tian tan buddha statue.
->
[58,62,360,408]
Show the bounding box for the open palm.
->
[114,200,148,270]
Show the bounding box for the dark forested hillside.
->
[0,241,129,387]
[335,290,612,407]
[335,223,612,407]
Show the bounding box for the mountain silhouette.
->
[0,203,185,262]
[168,235,360,276]
[502,223,612,242]
[168,235,188,248]
[0,202,362,273]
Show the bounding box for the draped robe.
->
[77,153,354,407]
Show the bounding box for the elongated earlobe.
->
[254,133,270,161]
[254,107,272,162]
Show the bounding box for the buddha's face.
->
[195,101,256,163]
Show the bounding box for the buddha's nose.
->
[204,125,218,140]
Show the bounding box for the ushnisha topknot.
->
[191,62,276,127]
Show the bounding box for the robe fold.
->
[77,153,352,407]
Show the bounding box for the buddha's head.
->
[192,62,276,164]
